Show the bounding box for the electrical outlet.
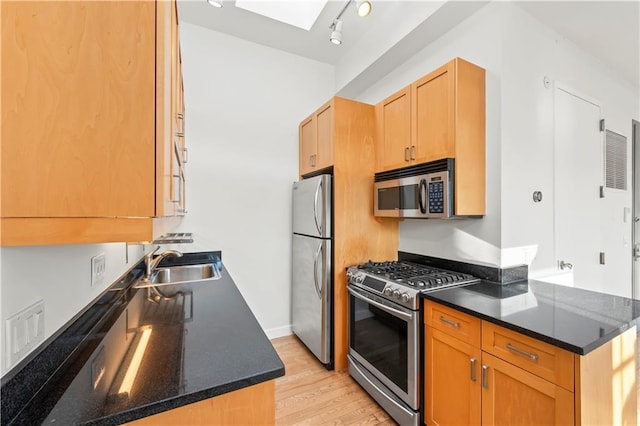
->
[91,253,106,287]
[5,300,45,370]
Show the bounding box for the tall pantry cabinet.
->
[298,97,399,370]
[1,0,185,246]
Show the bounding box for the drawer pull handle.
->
[481,365,489,389]
[470,357,477,382]
[506,343,539,361]
[410,145,415,160]
[404,147,410,161]
[439,316,460,328]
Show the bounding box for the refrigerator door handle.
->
[313,243,322,298]
[313,179,323,236]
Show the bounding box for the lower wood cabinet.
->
[481,352,574,425]
[425,327,481,425]
[126,380,275,426]
[424,301,637,426]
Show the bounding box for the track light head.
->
[207,0,223,8]
[356,1,372,17]
[330,19,343,45]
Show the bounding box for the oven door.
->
[348,285,419,410]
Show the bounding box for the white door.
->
[554,86,603,292]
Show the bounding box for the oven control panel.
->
[347,269,418,310]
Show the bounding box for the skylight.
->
[234,0,329,31]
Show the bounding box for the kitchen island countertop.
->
[424,279,640,355]
[1,252,284,425]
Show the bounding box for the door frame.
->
[552,82,603,280]
[632,119,640,299]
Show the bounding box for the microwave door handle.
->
[313,180,321,235]
[418,178,427,214]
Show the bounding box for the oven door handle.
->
[348,287,413,321]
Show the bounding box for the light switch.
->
[5,300,45,369]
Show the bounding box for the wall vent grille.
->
[605,130,627,190]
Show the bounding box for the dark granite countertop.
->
[1,252,285,425]
[423,279,640,355]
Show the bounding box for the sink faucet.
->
[143,246,183,280]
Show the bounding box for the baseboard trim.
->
[265,325,292,340]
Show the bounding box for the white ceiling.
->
[178,0,640,90]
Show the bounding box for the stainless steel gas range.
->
[346,261,478,426]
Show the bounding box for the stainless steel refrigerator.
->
[291,174,332,367]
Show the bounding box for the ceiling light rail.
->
[329,0,372,45]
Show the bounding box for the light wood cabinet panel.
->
[412,61,455,163]
[425,300,481,347]
[316,103,334,170]
[299,97,399,370]
[1,0,186,246]
[482,322,574,391]
[127,380,275,425]
[298,100,334,177]
[575,326,637,426]
[425,301,637,426]
[481,352,574,426]
[376,87,411,171]
[375,57,485,216]
[1,0,156,218]
[299,116,316,176]
[425,327,481,426]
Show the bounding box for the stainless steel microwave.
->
[374,159,455,219]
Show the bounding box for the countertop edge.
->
[84,367,285,426]
[423,293,638,355]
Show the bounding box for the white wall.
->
[173,22,334,337]
[0,243,144,376]
[499,3,638,297]
[352,1,639,297]
[356,2,505,267]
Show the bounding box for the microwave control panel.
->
[428,180,445,214]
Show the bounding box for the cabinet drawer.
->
[482,322,574,391]
[425,301,480,347]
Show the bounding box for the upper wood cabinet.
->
[1,0,185,246]
[376,87,411,171]
[376,58,486,216]
[299,100,334,177]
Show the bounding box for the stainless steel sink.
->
[135,263,222,288]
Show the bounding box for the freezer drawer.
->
[291,234,332,364]
[292,174,331,238]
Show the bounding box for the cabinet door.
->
[315,102,333,171]
[412,61,455,164]
[376,87,411,172]
[425,327,481,426]
[2,1,156,218]
[299,115,316,176]
[481,353,574,426]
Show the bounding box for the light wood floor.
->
[272,335,396,426]
[273,333,640,424]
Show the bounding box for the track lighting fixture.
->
[328,0,372,45]
[330,19,343,45]
[207,0,223,8]
[356,1,372,17]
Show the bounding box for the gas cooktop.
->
[347,261,479,310]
